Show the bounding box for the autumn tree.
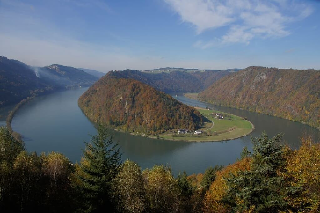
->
[223,133,288,212]
[113,160,146,213]
[41,152,74,212]
[74,126,121,212]
[143,165,180,213]
[203,157,251,213]
[201,165,223,191]
[12,151,44,212]
[283,136,320,212]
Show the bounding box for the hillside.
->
[40,64,98,88]
[0,56,56,106]
[199,66,320,128]
[108,69,231,93]
[0,56,99,107]
[80,68,106,78]
[78,72,203,135]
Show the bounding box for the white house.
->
[194,130,202,135]
[178,129,186,134]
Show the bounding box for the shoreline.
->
[5,96,35,142]
[156,107,254,142]
[184,93,320,131]
[103,106,255,143]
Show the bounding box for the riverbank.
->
[88,103,254,142]
[185,93,320,131]
[156,107,254,142]
[5,96,35,141]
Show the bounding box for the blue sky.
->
[0,0,319,72]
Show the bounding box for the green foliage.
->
[41,152,75,213]
[113,160,146,213]
[0,126,24,165]
[201,165,223,191]
[143,165,180,213]
[0,124,319,213]
[11,151,43,212]
[74,126,121,213]
[222,133,288,212]
[240,146,251,160]
[177,171,197,213]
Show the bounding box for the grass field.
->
[159,107,254,142]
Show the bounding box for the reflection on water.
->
[9,88,320,175]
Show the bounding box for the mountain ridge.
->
[0,56,98,107]
[199,66,320,128]
[106,69,232,93]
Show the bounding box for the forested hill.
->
[78,72,203,135]
[41,64,98,88]
[107,69,231,93]
[199,66,320,128]
[0,56,98,107]
[0,56,56,106]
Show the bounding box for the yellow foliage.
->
[203,158,251,213]
[284,137,320,212]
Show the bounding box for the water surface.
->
[11,88,319,175]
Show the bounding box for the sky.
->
[0,0,320,72]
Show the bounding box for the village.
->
[177,111,226,135]
[158,107,253,142]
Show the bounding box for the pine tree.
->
[222,133,288,212]
[74,126,121,213]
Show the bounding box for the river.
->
[6,87,320,175]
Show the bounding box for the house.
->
[194,130,202,135]
[215,113,224,119]
[178,129,186,134]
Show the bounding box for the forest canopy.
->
[78,72,203,135]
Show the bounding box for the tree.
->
[177,171,195,213]
[283,136,320,212]
[12,151,43,212]
[41,152,74,213]
[74,126,122,213]
[0,126,24,165]
[143,165,180,213]
[201,165,223,191]
[0,126,25,211]
[203,157,251,213]
[222,133,288,212]
[113,160,146,213]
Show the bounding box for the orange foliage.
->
[283,137,320,212]
[199,66,320,128]
[203,158,251,213]
[79,73,203,135]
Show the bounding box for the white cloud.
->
[164,0,234,33]
[164,0,313,47]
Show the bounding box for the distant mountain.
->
[199,66,320,128]
[78,72,203,135]
[0,56,99,107]
[80,68,106,78]
[0,56,56,106]
[106,69,232,93]
[40,64,98,88]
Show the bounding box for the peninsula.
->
[78,71,203,135]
